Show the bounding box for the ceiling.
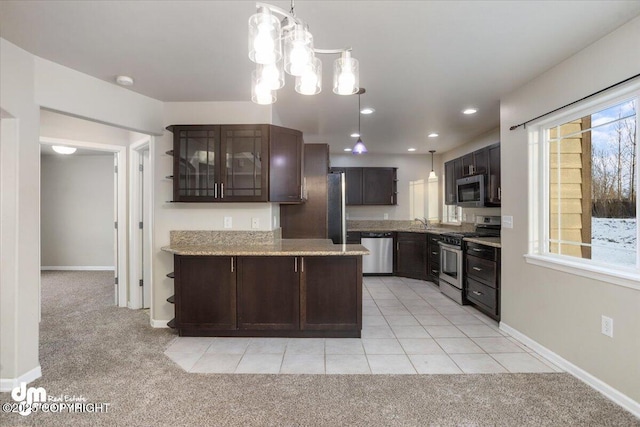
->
[2,1,640,154]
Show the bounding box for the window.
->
[528,86,639,288]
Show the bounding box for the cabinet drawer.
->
[465,255,497,287]
[466,278,496,312]
[428,263,440,279]
[465,242,498,261]
[427,234,442,245]
[428,246,440,264]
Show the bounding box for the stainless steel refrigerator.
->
[327,172,347,244]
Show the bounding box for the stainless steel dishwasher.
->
[361,232,394,275]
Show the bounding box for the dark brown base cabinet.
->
[395,233,428,280]
[174,255,362,337]
[464,242,500,320]
[427,233,442,284]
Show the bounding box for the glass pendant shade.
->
[295,56,322,95]
[333,51,359,95]
[248,8,282,65]
[352,138,367,154]
[258,61,285,90]
[251,70,276,105]
[284,23,314,77]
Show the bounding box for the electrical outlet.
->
[601,315,613,337]
[273,215,277,228]
[223,216,232,229]
[502,215,514,229]
[251,217,260,229]
[383,213,389,220]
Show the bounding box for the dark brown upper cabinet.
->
[330,167,397,206]
[444,143,500,206]
[167,124,303,203]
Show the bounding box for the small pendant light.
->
[429,150,437,179]
[352,88,367,154]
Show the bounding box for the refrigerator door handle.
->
[340,172,347,245]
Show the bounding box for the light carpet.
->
[0,271,637,426]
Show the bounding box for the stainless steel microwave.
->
[456,174,485,207]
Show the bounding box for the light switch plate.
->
[502,215,513,229]
[251,218,260,229]
[383,213,389,220]
[223,216,232,229]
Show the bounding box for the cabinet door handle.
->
[294,257,298,273]
[471,248,483,252]
[498,187,501,201]
[472,266,482,271]
[432,269,439,275]
[214,183,218,198]
[301,257,304,272]
[231,257,234,272]
[472,290,483,296]
[221,183,224,199]
[432,251,438,255]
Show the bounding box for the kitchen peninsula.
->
[162,232,369,338]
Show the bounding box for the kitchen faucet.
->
[414,217,429,229]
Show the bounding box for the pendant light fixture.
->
[248,1,360,104]
[352,88,367,154]
[429,150,437,179]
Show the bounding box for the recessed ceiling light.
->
[428,133,439,138]
[360,107,375,115]
[408,148,416,152]
[350,133,360,138]
[343,148,352,151]
[116,75,134,86]
[52,145,77,155]
[462,108,477,115]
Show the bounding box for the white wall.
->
[0,39,42,388]
[0,37,164,389]
[152,101,276,323]
[500,16,640,408]
[40,109,133,146]
[41,155,115,268]
[330,153,441,220]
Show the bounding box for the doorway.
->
[40,136,128,307]
[129,138,153,309]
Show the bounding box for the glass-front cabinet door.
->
[220,125,269,202]
[170,125,220,202]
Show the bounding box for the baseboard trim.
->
[0,365,42,392]
[500,322,640,418]
[151,319,169,328]
[41,266,115,271]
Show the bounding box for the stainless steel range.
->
[439,216,500,305]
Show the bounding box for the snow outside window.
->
[527,86,639,288]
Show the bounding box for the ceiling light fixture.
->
[350,133,360,138]
[343,148,351,152]
[248,1,359,104]
[408,148,416,152]
[115,75,134,86]
[360,107,375,115]
[463,108,477,115]
[429,150,437,179]
[52,145,77,155]
[428,133,439,138]
[352,88,367,154]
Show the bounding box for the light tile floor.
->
[164,276,563,375]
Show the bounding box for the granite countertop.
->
[464,236,502,248]
[162,239,370,256]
